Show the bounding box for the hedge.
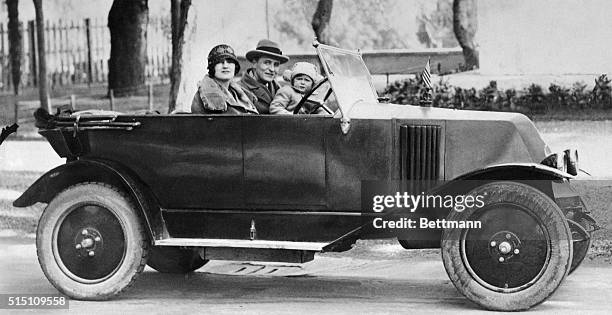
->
[382,74,612,114]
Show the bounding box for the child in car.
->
[269,62,327,115]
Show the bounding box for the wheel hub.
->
[461,203,550,292]
[488,231,521,263]
[73,227,104,257]
[498,241,512,254]
[55,204,126,282]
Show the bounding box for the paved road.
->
[1,237,611,314]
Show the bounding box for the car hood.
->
[348,102,549,179]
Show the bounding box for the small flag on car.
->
[420,58,432,89]
[419,58,433,106]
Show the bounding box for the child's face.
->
[293,74,313,93]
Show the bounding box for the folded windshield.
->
[316,45,379,115]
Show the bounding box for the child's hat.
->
[283,62,322,83]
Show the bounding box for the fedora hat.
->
[245,39,289,64]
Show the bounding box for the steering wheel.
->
[292,77,334,115]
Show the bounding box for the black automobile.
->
[15,43,596,311]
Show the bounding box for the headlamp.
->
[564,149,579,176]
[541,149,579,176]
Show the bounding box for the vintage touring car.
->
[15,43,596,311]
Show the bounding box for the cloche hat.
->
[245,39,289,64]
[207,44,240,74]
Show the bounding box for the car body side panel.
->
[243,115,333,208]
[326,119,393,211]
[445,120,538,180]
[349,102,548,181]
[162,210,362,242]
[86,116,245,209]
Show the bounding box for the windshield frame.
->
[315,44,379,117]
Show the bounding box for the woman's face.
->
[214,59,236,81]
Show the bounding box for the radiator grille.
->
[399,125,441,181]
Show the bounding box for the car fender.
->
[13,159,164,241]
[453,162,574,181]
[445,163,577,210]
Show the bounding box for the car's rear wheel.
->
[37,182,148,300]
[147,246,208,273]
[441,181,572,311]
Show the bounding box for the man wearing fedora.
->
[239,39,290,114]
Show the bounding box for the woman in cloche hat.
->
[191,44,258,115]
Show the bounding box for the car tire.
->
[147,246,208,273]
[441,181,572,311]
[36,182,148,300]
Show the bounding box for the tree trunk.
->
[168,0,191,113]
[453,0,479,70]
[32,0,48,109]
[6,0,21,96]
[312,0,333,44]
[173,1,205,112]
[108,0,148,96]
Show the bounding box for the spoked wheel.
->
[441,182,572,311]
[37,183,148,300]
[147,246,208,274]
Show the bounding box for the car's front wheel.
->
[36,182,148,300]
[441,181,572,311]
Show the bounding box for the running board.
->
[154,238,327,251]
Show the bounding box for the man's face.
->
[253,57,280,83]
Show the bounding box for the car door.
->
[144,115,245,209]
[243,115,333,209]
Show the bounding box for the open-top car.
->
[15,43,596,311]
